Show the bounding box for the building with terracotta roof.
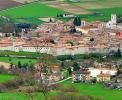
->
[97,73,111,82]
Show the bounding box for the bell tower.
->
[111,14,117,24]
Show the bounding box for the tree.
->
[18,61,22,69]
[72,62,80,71]
[49,18,53,22]
[73,17,77,26]
[115,48,121,58]
[10,62,13,69]
[73,17,81,26]
[61,61,65,69]
[68,67,72,75]
[77,17,81,26]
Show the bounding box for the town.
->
[0,0,122,100]
[0,14,122,56]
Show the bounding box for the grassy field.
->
[79,7,122,21]
[70,0,122,9]
[64,0,122,21]
[0,51,50,57]
[0,1,64,24]
[0,2,64,18]
[0,56,59,66]
[0,57,37,65]
[0,79,121,100]
[0,91,58,100]
[61,79,122,100]
[0,74,16,83]
[0,0,121,23]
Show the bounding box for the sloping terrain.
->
[0,2,65,18]
[12,0,36,3]
[0,0,21,10]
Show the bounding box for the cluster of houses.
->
[34,63,63,82]
[72,62,119,83]
[32,60,122,87]
[0,14,122,56]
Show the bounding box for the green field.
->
[61,79,122,100]
[0,79,121,100]
[0,91,58,100]
[0,74,16,83]
[0,0,121,23]
[0,1,64,24]
[69,0,122,9]
[0,2,64,18]
[80,7,122,21]
[0,57,37,65]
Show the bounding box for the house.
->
[72,70,91,83]
[97,73,111,82]
[49,73,63,82]
[116,74,122,83]
[88,66,118,77]
[63,14,76,18]
[49,65,61,73]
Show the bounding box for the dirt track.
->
[0,62,10,69]
[12,0,35,3]
[46,1,91,14]
[0,0,20,10]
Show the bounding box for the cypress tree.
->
[73,17,81,26]
[73,17,77,26]
[77,17,81,26]
[115,48,121,58]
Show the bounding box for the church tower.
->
[111,14,117,24]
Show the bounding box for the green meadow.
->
[0,1,64,24]
[0,74,16,83]
[0,2,64,18]
[81,7,122,21]
[61,79,122,100]
[0,79,121,100]
[0,57,37,65]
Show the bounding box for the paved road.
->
[49,77,72,86]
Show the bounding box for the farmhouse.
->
[72,70,91,82]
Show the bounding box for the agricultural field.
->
[46,1,90,14]
[63,0,122,21]
[80,7,122,21]
[0,0,121,23]
[0,0,21,10]
[0,1,65,24]
[0,57,37,65]
[0,2,64,18]
[0,74,16,83]
[68,0,122,9]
